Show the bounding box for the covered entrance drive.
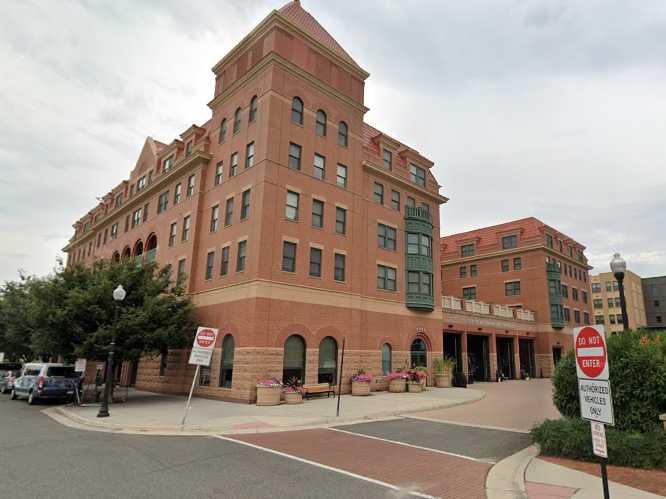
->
[467,335,490,382]
[495,336,515,380]
[519,338,536,378]
[443,331,463,373]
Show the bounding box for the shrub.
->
[552,329,666,432]
[532,418,666,469]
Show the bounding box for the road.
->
[0,392,533,498]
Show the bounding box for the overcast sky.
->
[1,0,665,282]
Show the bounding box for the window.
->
[220,246,230,276]
[610,315,616,324]
[288,143,301,170]
[187,175,195,197]
[230,152,238,177]
[374,182,384,204]
[185,140,193,157]
[110,223,118,240]
[470,264,478,277]
[406,197,416,210]
[655,300,661,307]
[199,366,211,386]
[169,223,177,246]
[505,281,521,296]
[132,208,141,228]
[595,315,605,325]
[592,283,601,293]
[334,253,346,282]
[383,149,392,170]
[240,189,251,220]
[614,298,621,308]
[233,107,241,134]
[421,273,433,295]
[605,281,612,292]
[177,258,187,282]
[463,287,476,300]
[572,288,579,301]
[336,163,347,188]
[461,244,474,257]
[282,241,297,272]
[513,257,522,271]
[421,202,430,213]
[283,335,305,383]
[218,119,227,144]
[377,265,397,291]
[410,338,427,368]
[115,194,123,208]
[593,299,603,309]
[312,199,324,228]
[236,240,246,271]
[158,191,169,213]
[162,154,175,173]
[501,259,509,272]
[574,310,581,323]
[584,312,590,325]
[608,298,614,308]
[182,215,191,241]
[391,190,400,211]
[316,337,338,384]
[407,271,433,296]
[502,235,517,249]
[338,121,348,146]
[382,344,392,376]
[309,247,322,277]
[407,233,419,255]
[291,97,304,124]
[224,197,234,226]
[315,110,326,136]
[313,153,325,179]
[214,161,224,185]
[205,251,215,280]
[657,316,663,324]
[174,183,182,204]
[249,96,258,122]
[561,284,568,298]
[563,308,571,322]
[335,207,346,234]
[378,224,396,250]
[245,142,255,168]
[459,266,467,278]
[410,163,426,187]
[582,290,588,303]
[545,234,553,248]
[286,191,299,220]
[219,335,235,388]
[210,205,220,232]
[612,281,619,291]
[137,176,146,191]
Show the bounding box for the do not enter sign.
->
[188,327,219,366]
[574,326,609,381]
[196,329,216,348]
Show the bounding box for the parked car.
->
[11,363,78,405]
[0,362,23,394]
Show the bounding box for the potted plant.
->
[414,366,429,387]
[256,377,282,406]
[351,369,372,396]
[407,369,426,392]
[387,370,409,393]
[283,377,305,404]
[433,357,456,388]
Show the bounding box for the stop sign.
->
[574,326,608,380]
[196,328,216,348]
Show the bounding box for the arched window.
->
[218,119,227,144]
[233,107,242,134]
[338,121,348,147]
[145,234,157,263]
[410,338,427,368]
[121,246,131,260]
[133,240,144,262]
[315,110,327,136]
[112,251,120,263]
[283,334,306,383]
[382,343,392,375]
[219,334,235,388]
[318,336,338,384]
[291,97,304,125]
[249,95,258,123]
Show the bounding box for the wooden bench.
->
[303,383,335,399]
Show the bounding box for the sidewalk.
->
[45,386,484,436]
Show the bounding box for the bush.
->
[552,329,666,432]
[532,418,666,469]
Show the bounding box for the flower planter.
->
[284,391,303,404]
[435,372,452,388]
[408,382,423,393]
[256,385,281,406]
[389,378,407,393]
[351,381,371,396]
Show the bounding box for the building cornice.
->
[441,243,592,270]
[362,161,449,205]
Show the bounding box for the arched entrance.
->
[318,336,337,384]
[410,338,428,368]
[121,246,131,260]
[145,234,157,263]
[132,240,143,263]
[283,335,306,384]
[112,251,120,263]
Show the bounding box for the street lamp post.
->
[610,253,629,332]
[97,284,126,418]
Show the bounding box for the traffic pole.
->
[336,337,346,417]
[600,459,610,499]
[181,364,200,428]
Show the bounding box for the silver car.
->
[0,363,23,393]
[11,363,78,405]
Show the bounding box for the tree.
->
[0,278,37,361]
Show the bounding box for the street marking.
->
[328,427,496,464]
[213,434,438,499]
[403,415,530,434]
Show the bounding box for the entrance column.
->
[489,333,498,381]
[513,336,521,380]
[461,332,468,379]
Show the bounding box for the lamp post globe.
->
[609,253,629,332]
[113,284,126,302]
[98,284,126,418]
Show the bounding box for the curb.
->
[44,389,486,437]
[485,444,538,499]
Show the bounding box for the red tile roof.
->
[277,1,358,67]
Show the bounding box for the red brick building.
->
[440,217,593,379]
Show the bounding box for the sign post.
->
[181,327,218,428]
[574,325,612,499]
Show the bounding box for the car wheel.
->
[27,391,36,405]
[10,389,17,400]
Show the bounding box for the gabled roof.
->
[277,1,358,68]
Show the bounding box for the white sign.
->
[74,358,87,373]
[591,422,608,458]
[573,325,609,381]
[188,327,218,366]
[578,378,615,426]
